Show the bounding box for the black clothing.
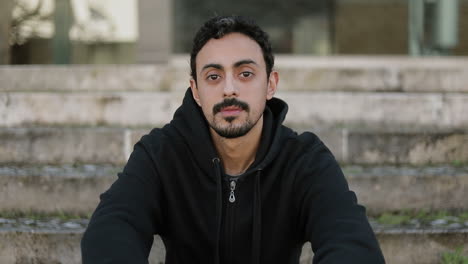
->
[81,89,385,264]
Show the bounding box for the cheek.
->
[253,80,270,98]
[197,91,210,107]
[198,97,215,117]
[247,88,268,105]
[200,103,212,116]
[247,98,266,117]
[198,88,222,108]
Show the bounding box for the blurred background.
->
[0,1,468,264]
[0,0,467,64]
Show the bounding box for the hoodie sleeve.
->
[295,141,385,264]
[81,136,165,264]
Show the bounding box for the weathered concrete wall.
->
[378,229,468,264]
[0,231,83,264]
[0,127,132,165]
[3,56,468,92]
[0,229,466,264]
[1,91,468,129]
[346,166,468,213]
[1,58,467,263]
[1,127,467,165]
[0,165,118,214]
[1,57,468,129]
[1,164,466,214]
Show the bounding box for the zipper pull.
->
[229,180,236,203]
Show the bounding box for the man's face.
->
[190,32,278,138]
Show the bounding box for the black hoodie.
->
[81,88,385,264]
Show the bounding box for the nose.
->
[223,76,239,97]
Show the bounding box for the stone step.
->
[1,56,468,93]
[0,164,466,214]
[0,218,467,264]
[1,127,466,165]
[0,164,118,214]
[345,165,468,214]
[376,228,468,264]
[1,90,467,129]
[0,91,180,128]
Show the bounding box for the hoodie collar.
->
[169,88,289,180]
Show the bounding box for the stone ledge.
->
[345,165,468,213]
[0,127,134,165]
[0,164,119,214]
[0,65,174,92]
[0,91,181,127]
[1,127,467,165]
[1,91,467,129]
[0,225,466,264]
[377,228,468,264]
[0,164,467,214]
[1,56,468,92]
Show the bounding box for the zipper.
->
[229,180,236,203]
[225,178,238,264]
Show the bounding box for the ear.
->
[266,71,279,100]
[190,79,202,106]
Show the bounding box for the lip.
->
[220,106,242,116]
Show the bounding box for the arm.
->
[296,142,385,264]
[81,136,165,264]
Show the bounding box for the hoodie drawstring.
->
[252,169,262,264]
[212,158,222,264]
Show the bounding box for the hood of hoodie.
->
[168,88,291,181]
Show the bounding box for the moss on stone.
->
[441,247,468,264]
[0,210,91,220]
[373,210,468,226]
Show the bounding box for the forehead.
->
[196,33,265,71]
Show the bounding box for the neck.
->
[211,116,263,176]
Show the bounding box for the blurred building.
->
[7,0,468,64]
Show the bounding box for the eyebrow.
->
[233,59,258,68]
[200,59,258,73]
[201,63,223,72]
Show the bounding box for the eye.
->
[207,74,220,81]
[240,71,253,78]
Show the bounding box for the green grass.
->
[0,210,91,220]
[452,160,465,168]
[441,247,468,264]
[374,210,468,226]
[376,212,412,225]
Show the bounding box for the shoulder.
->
[135,124,185,157]
[288,131,348,202]
[282,128,329,156]
[281,129,339,172]
[296,131,322,147]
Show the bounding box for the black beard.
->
[210,98,254,138]
[224,116,236,123]
[210,118,255,138]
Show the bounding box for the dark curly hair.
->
[190,15,274,83]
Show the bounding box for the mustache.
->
[213,98,250,115]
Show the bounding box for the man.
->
[81,16,385,264]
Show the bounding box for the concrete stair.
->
[2,90,468,129]
[1,56,467,263]
[1,127,467,165]
[2,56,468,93]
[1,164,467,215]
[1,218,467,264]
[2,56,468,130]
